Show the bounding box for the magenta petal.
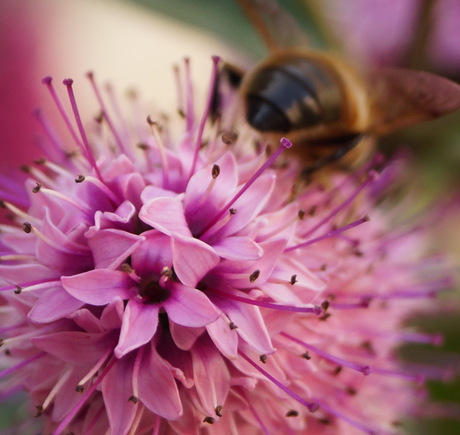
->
[87,228,144,269]
[31,330,116,365]
[166,283,219,327]
[61,269,134,305]
[28,285,84,323]
[206,316,238,359]
[138,344,183,419]
[172,234,219,287]
[114,299,159,358]
[213,236,263,260]
[139,196,192,237]
[102,353,138,435]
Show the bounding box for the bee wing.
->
[369,68,460,135]
[237,0,310,51]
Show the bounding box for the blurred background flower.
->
[1,0,459,433]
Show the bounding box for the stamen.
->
[183,58,195,132]
[209,288,322,314]
[38,187,92,214]
[86,72,131,157]
[198,138,292,238]
[33,108,68,161]
[173,64,185,119]
[52,357,117,435]
[0,352,45,378]
[76,347,113,390]
[63,78,104,182]
[281,333,371,375]
[239,350,319,412]
[286,216,370,252]
[41,368,73,412]
[188,56,221,181]
[147,116,169,188]
[301,172,376,239]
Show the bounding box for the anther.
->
[211,164,220,179]
[249,270,260,283]
[75,174,85,183]
[128,396,138,404]
[229,322,238,330]
[229,208,237,215]
[290,274,297,285]
[214,405,223,417]
[22,222,32,233]
[203,416,215,424]
[286,410,299,417]
[259,354,267,364]
[32,183,42,193]
[14,286,22,294]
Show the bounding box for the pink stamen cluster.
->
[0,59,450,435]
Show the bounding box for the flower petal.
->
[138,344,183,420]
[28,284,84,323]
[102,353,138,435]
[171,233,219,287]
[213,236,263,260]
[139,196,192,237]
[166,282,219,327]
[114,299,159,358]
[61,269,134,305]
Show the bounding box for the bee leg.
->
[300,134,365,178]
[210,62,245,123]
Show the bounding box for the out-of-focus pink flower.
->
[0,54,451,434]
[0,0,235,177]
[319,0,460,73]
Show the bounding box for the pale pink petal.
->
[139,196,192,236]
[169,322,204,351]
[61,269,134,305]
[190,336,231,417]
[213,236,263,260]
[206,316,239,359]
[166,282,219,327]
[31,330,116,365]
[114,299,159,358]
[138,344,183,419]
[102,353,138,435]
[28,285,84,323]
[87,228,144,269]
[171,234,219,287]
[131,230,172,276]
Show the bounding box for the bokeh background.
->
[1,0,459,433]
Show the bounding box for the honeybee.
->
[214,0,460,173]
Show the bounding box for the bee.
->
[214,0,460,173]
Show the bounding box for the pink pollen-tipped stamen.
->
[52,357,117,435]
[286,215,370,252]
[184,57,195,132]
[282,333,372,376]
[0,352,45,379]
[188,56,221,181]
[239,350,319,413]
[209,288,322,314]
[301,172,377,239]
[86,72,132,158]
[63,78,104,182]
[198,138,292,238]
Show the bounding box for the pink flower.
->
[0,58,451,435]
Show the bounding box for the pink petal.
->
[213,236,263,260]
[166,282,219,327]
[138,344,183,419]
[211,293,275,355]
[190,336,231,417]
[61,269,134,305]
[171,234,219,287]
[114,299,159,358]
[139,196,192,237]
[87,228,144,269]
[31,330,116,365]
[131,230,172,276]
[28,284,84,323]
[206,316,238,359]
[169,322,204,351]
[102,353,138,435]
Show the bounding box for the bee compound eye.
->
[246,94,291,132]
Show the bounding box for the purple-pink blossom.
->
[0,58,452,434]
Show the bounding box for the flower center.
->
[138,278,170,304]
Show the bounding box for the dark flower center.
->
[139,279,170,304]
